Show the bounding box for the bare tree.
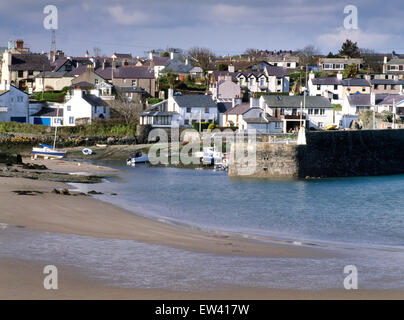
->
[297,45,322,66]
[109,93,144,126]
[244,48,262,61]
[360,48,383,73]
[93,47,103,57]
[187,47,215,72]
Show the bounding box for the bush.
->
[31,90,66,102]
[207,123,215,131]
[192,122,210,131]
[147,98,163,105]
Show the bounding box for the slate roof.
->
[311,77,341,85]
[264,66,289,77]
[31,107,64,117]
[161,60,193,74]
[82,93,109,107]
[211,71,237,82]
[217,102,233,113]
[152,56,170,66]
[65,64,89,77]
[115,86,145,93]
[347,94,371,106]
[71,81,94,88]
[341,79,371,87]
[9,53,51,72]
[376,94,404,105]
[261,95,333,108]
[224,103,251,115]
[51,57,69,71]
[95,66,154,80]
[371,79,404,85]
[34,71,70,79]
[112,53,132,59]
[172,94,217,109]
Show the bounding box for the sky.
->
[0,0,402,57]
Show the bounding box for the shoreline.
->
[0,157,403,299]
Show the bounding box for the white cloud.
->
[317,28,391,49]
[106,6,153,26]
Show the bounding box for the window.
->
[374,85,379,90]
[317,85,321,90]
[334,85,338,90]
[277,79,282,86]
[18,71,24,77]
[94,78,99,85]
[205,107,209,113]
[308,109,313,115]
[186,107,191,113]
[320,109,325,115]
[275,122,281,129]
[28,70,34,76]
[318,122,323,128]
[392,85,396,90]
[67,106,71,111]
[314,109,319,115]
[184,119,189,125]
[69,116,74,125]
[287,63,291,67]
[132,80,137,86]
[17,96,23,102]
[363,88,367,92]
[333,94,338,100]
[259,78,265,86]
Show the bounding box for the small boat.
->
[126,152,149,166]
[32,144,66,159]
[325,125,338,131]
[82,148,93,155]
[96,144,107,148]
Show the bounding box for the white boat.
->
[82,148,93,155]
[32,107,65,159]
[32,144,66,159]
[126,152,149,166]
[202,147,223,165]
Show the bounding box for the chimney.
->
[170,51,179,60]
[73,88,83,98]
[337,72,343,80]
[370,91,375,106]
[149,51,154,60]
[384,56,388,64]
[185,58,189,65]
[168,88,174,99]
[232,97,242,108]
[250,97,259,108]
[228,65,235,73]
[309,71,315,80]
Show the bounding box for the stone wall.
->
[229,129,404,179]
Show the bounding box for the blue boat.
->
[32,144,66,159]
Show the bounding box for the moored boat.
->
[32,144,66,159]
[126,152,149,166]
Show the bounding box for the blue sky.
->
[0,0,402,57]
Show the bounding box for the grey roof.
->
[264,66,289,77]
[152,56,170,66]
[65,64,89,77]
[173,94,217,109]
[319,57,363,64]
[115,86,145,93]
[34,71,71,79]
[224,103,251,115]
[311,77,341,85]
[217,102,233,113]
[212,71,237,82]
[82,93,109,107]
[386,59,404,64]
[9,53,52,72]
[347,94,371,106]
[112,53,132,59]
[51,57,69,71]
[377,94,404,105]
[161,60,193,74]
[244,118,268,123]
[371,79,404,85]
[71,81,94,88]
[141,111,179,116]
[341,78,371,87]
[31,107,63,117]
[95,66,154,80]
[262,95,333,108]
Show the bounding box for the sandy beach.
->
[0,158,403,299]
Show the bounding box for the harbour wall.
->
[228,129,404,179]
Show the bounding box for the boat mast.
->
[53,106,60,149]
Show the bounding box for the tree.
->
[187,47,215,72]
[217,63,228,71]
[360,48,383,73]
[339,39,361,58]
[109,92,144,127]
[343,63,359,79]
[244,48,262,61]
[297,45,321,66]
[161,52,169,57]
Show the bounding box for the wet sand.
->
[0,158,403,299]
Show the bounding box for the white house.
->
[140,89,218,127]
[308,72,343,105]
[210,74,241,100]
[0,82,29,123]
[222,98,282,133]
[236,66,290,93]
[63,88,110,126]
[260,95,334,132]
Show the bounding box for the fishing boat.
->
[126,152,149,166]
[32,144,66,159]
